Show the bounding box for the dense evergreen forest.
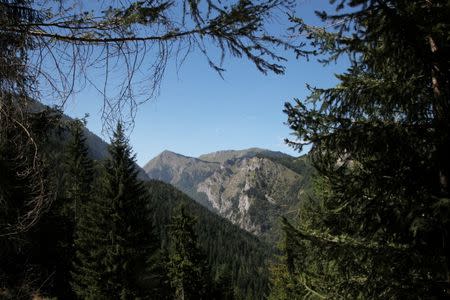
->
[0,115,272,299]
[1,0,450,299]
[146,180,272,299]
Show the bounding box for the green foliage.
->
[25,119,94,299]
[146,180,273,300]
[1,114,274,298]
[279,0,450,298]
[66,122,105,299]
[64,120,95,221]
[72,122,160,299]
[268,256,304,300]
[167,204,211,299]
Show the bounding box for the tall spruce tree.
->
[72,122,159,299]
[277,0,450,298]
[167,205,211,300]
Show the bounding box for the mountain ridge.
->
[143,148,313,243]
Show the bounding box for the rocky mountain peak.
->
[159,149,185,158]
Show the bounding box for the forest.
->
[1,0,450,299]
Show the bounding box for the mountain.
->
[144,148,314,243]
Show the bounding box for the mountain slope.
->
[32,100,149,180]
[144,149,313,243]
[145,180,272,300]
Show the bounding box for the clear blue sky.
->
[60,0,346,166]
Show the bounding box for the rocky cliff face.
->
[144,149,313,243]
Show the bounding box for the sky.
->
[60,0,346,167]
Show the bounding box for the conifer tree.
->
[64,120,95,221]
[167,204,211,300]
[71,186,110,299]
[40,120,93,299]
[279,0,450,298]
[72,122,159,299]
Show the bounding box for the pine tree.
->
[280,0,450,298]
[72,122,159,299]
[167,204,211,300]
